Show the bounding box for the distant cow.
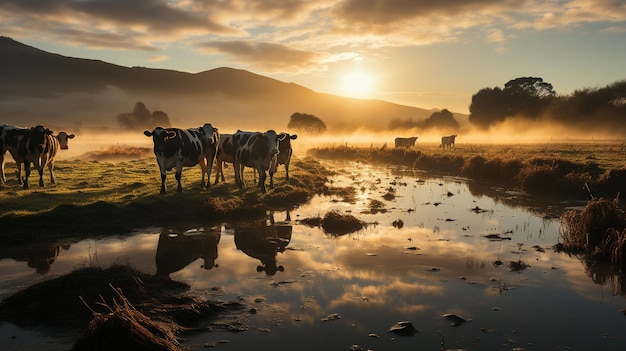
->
[0,125,28,184]
[144,124,219,194]
[269,133,297,188]
[394,136,418,148]
[440,135,457,149]
[233,130,284,193]
[21,126,75,189]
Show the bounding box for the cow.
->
[212,133,234,184]
[144,123,219,194]
[232,130,284,193]
[21,125,74,189]
[2,126,75,186]
[394,136,418,148]
[269,133,297,188]
[0,125,28,184]
[440,135,457,149]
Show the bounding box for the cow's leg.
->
[258,168,267,194]
[16,161,22,184]
[23,162,31,189]
[269,168,275,189]
[200,158,207,188]
[38,166,45,187]
[160,171,167,194]
[175,163,183,193]
[0,153,5,184]
[48,160,56,184]
[285,162,290,181]
[214,161,222,185]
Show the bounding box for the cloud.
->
[149,55,169,62]
[195,40,321,72]
[0,0,237,50]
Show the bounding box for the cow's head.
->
[56,132,75,150]
[199,123,218,146]
[264,130,281,158]
[277,133,297,153]
[144,127,171,151]
[29,125,53,151]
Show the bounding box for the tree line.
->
[469,77,626,132]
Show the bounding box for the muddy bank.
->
[0,265,247,349]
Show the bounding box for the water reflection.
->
[234,212,292,275]
[0,241,71,274]
[155,226,221,278]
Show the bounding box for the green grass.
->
[0,157,329,244]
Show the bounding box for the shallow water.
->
[1,162,626,350]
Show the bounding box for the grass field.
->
[1,141,625,243]
[0,156,329,243]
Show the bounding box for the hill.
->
[0,37,449,133]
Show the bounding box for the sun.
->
[340,70,374,98]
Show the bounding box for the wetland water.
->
[1,161,626,350]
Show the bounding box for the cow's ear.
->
[290,134,298,140]
[143,130,152,137]
[278,133,287,141]
[45,129,54,135]
[68,134,75,139]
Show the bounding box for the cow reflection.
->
[26,243,71,274]
[155,227,221,278]
[234,213,292,275]
[0,242,71,274]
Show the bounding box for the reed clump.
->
[560,197,626,266]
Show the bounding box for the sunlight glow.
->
[340,70,375,98]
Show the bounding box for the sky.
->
[2,0,626,114]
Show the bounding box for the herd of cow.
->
[1,123,456,194]
[394,134,457,149]
[0,123,298,194]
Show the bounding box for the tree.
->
[469,77,556,129]
[468,87,509,129]
[423,109,459,130]
[287,112,327,134]
[116,102,171,130]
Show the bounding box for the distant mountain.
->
[0,37,452,133]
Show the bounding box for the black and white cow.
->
[144,123,219,194]
[440,135,457,149]
[232,130,284,193]
[394,136,418,148]
[21,125,74,189]
[269,133,297,188]
[1,125,28,184]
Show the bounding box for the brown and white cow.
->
[269,133,297,188]
[144,123,219,194]
[394,136,418,148]
[440,135,457,149]
[213,133,234,184]
[21,126,76,189]
[2,126,75,186]
[232,130,284,193]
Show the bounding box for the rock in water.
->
[443,313,470,327]
[388,321,419,336]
